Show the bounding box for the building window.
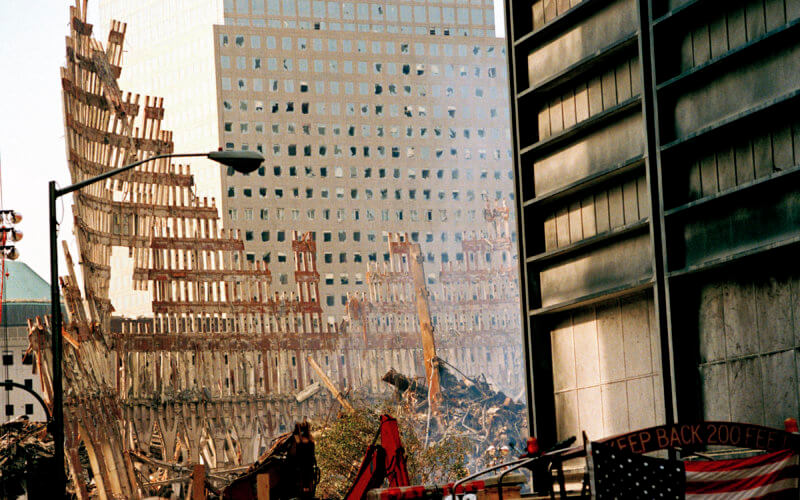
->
[24,404,34,416]
[2,353,12,366]
[5,405,13,416]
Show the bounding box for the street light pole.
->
[48,180,64,496]
[48,150,263,495]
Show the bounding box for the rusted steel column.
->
[306,355,354,412]
[408,243,440,410]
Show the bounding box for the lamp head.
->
[207,150,264,174]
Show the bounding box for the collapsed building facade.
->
[22,3,523,496]
[346,203,523,396]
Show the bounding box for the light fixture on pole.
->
[0,210,23,261]
[49,150,263,495]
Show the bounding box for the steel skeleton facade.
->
[505,0,800,448]
[346,203,524,397]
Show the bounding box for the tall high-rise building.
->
[505,0,800,447]
[98,0,515,323]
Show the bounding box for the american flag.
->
[588,440,799,499]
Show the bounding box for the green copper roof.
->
[1,261,50,303]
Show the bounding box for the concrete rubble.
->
[382,361,528,470]
[0,417,56,498]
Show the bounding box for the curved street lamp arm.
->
[2,380,52,420]
[55,152,209,198]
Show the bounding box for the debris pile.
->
[0,417,55,498]
[382,359,527,469]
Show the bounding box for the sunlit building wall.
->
[98,0,516,324]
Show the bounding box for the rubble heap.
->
[0,417,55,498]
[382,360,528,469]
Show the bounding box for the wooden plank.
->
[587,76,604,117]
[551,318,576,392]
[692,24,711,66]
[727,5,748,48]
[574,82,590,123]
[729,358,764,424]
[700,153,719,197]
[595,190,610,233]
[538,105,552,140]
[562,89,577,130]
[555,206,571,247]
[549,97,564,135]
[581,194,597,239]
[716,147,737,191]
[627,377,656,430]
[753,131,774,179]
[600,68,618,110]
[532,0,545,30]
[688,159,702,201]
[615,59,632,102]
[554,390,579,441]
[636,175,649,219]
[620,295,652,378]
[723,280,759,357]
[602,381,630,435]
[679,31,695,73]
[745,0,767,40]
[568,201,583,243]
[597,301,625,383]
[697,282,726,363]
[543,0,558,23]
[764,0,787,30]
[622,177,640,224]
[544,213,558,251]
[772,125,794,170]
[630,56,642,96]
[754,276,794,351]
[577,387,604,440]
[700,363,731,420]
[762,351,798,429]
[709,15,730,59]
[607,184,625,228]
[788,0,800,21]
[572,309,599,388]
[734,141,755,184]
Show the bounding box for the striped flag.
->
[589,440,799,499]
